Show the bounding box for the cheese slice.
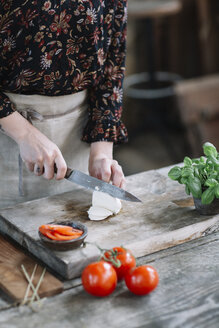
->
[88,191,122,221]
[87,206,113,221]
[92,191,122,214]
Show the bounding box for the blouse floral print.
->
[0,0,128,144]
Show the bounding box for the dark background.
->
[115,0,219,175]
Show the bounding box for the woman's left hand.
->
[89,141,126,189]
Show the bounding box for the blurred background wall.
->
[114,0,219,176]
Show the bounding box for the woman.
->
[0,0,128,208]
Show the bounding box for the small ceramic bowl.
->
[38,220,88,251]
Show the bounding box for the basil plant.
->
[168,142,219,205]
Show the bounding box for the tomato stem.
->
[84,242,121,268]
[101,253,121,268]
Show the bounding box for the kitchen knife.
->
[63,167,142,202]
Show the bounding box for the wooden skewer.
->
[21,264,40,303]
[29,267,46,304]
[21,264,38,305]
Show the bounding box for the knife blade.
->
[64,168,141,202]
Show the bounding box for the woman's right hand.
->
[0,111,67,180]
[19,126,67,180]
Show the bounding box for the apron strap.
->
[18,109,44,196]
[18,153,24,196]
[18,108,44,123]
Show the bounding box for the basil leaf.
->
[188,176,202,198]
[208,155,219,166]
[194,167,200,177]
[192,159,200,164]
[215,185,219,198]
[201,187,215,205]
[208,172,217,179]
[182,167,194,178]
[200,156,206,163]
[184,156,192,166]
[168,167,182,180]
[204,178,218,188]
[181,177,188,184]
[185,185,190,195]
[203,142,218,158]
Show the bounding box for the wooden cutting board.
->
[0,235,63,302]
[0,166,219,280]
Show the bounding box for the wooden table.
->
[1,168,219,327]
[1,232,219,327]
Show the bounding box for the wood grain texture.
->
[0,235,63,302]
[0,167,219,279]
[175,74,219,156]
[175,74,219,124]
[0,232,219,328]
[128,0,182,19]
[196,0,219,74]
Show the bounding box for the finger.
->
[55,154,67,180]
[99,159,112,183]
[25,162,34,172]
[34,163,44,176]
[89,164,102,180]
[111,162,125,187]
[43,162,55,180]
[120,177,126,189]
[92,171,102,180]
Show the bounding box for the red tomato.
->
[125,265,159,295]
[103,247,136,280]
[82,261,117,297]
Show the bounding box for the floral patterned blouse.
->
[0,0,128,144]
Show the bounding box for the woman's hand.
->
[89,141,126,188]
[0,112,67,180]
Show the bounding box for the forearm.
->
[89,141,125,188]
[90,141,113,160]
[0,111,32,143]
[0,111,67,179]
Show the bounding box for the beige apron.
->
[0,90,90,209]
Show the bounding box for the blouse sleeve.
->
[0,92,15,118]
[82,0,128,145]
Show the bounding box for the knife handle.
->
[54,164,72,178]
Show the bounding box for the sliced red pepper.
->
[39,224,83,236]
[52,232,82,241]
[43,230,59,240]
